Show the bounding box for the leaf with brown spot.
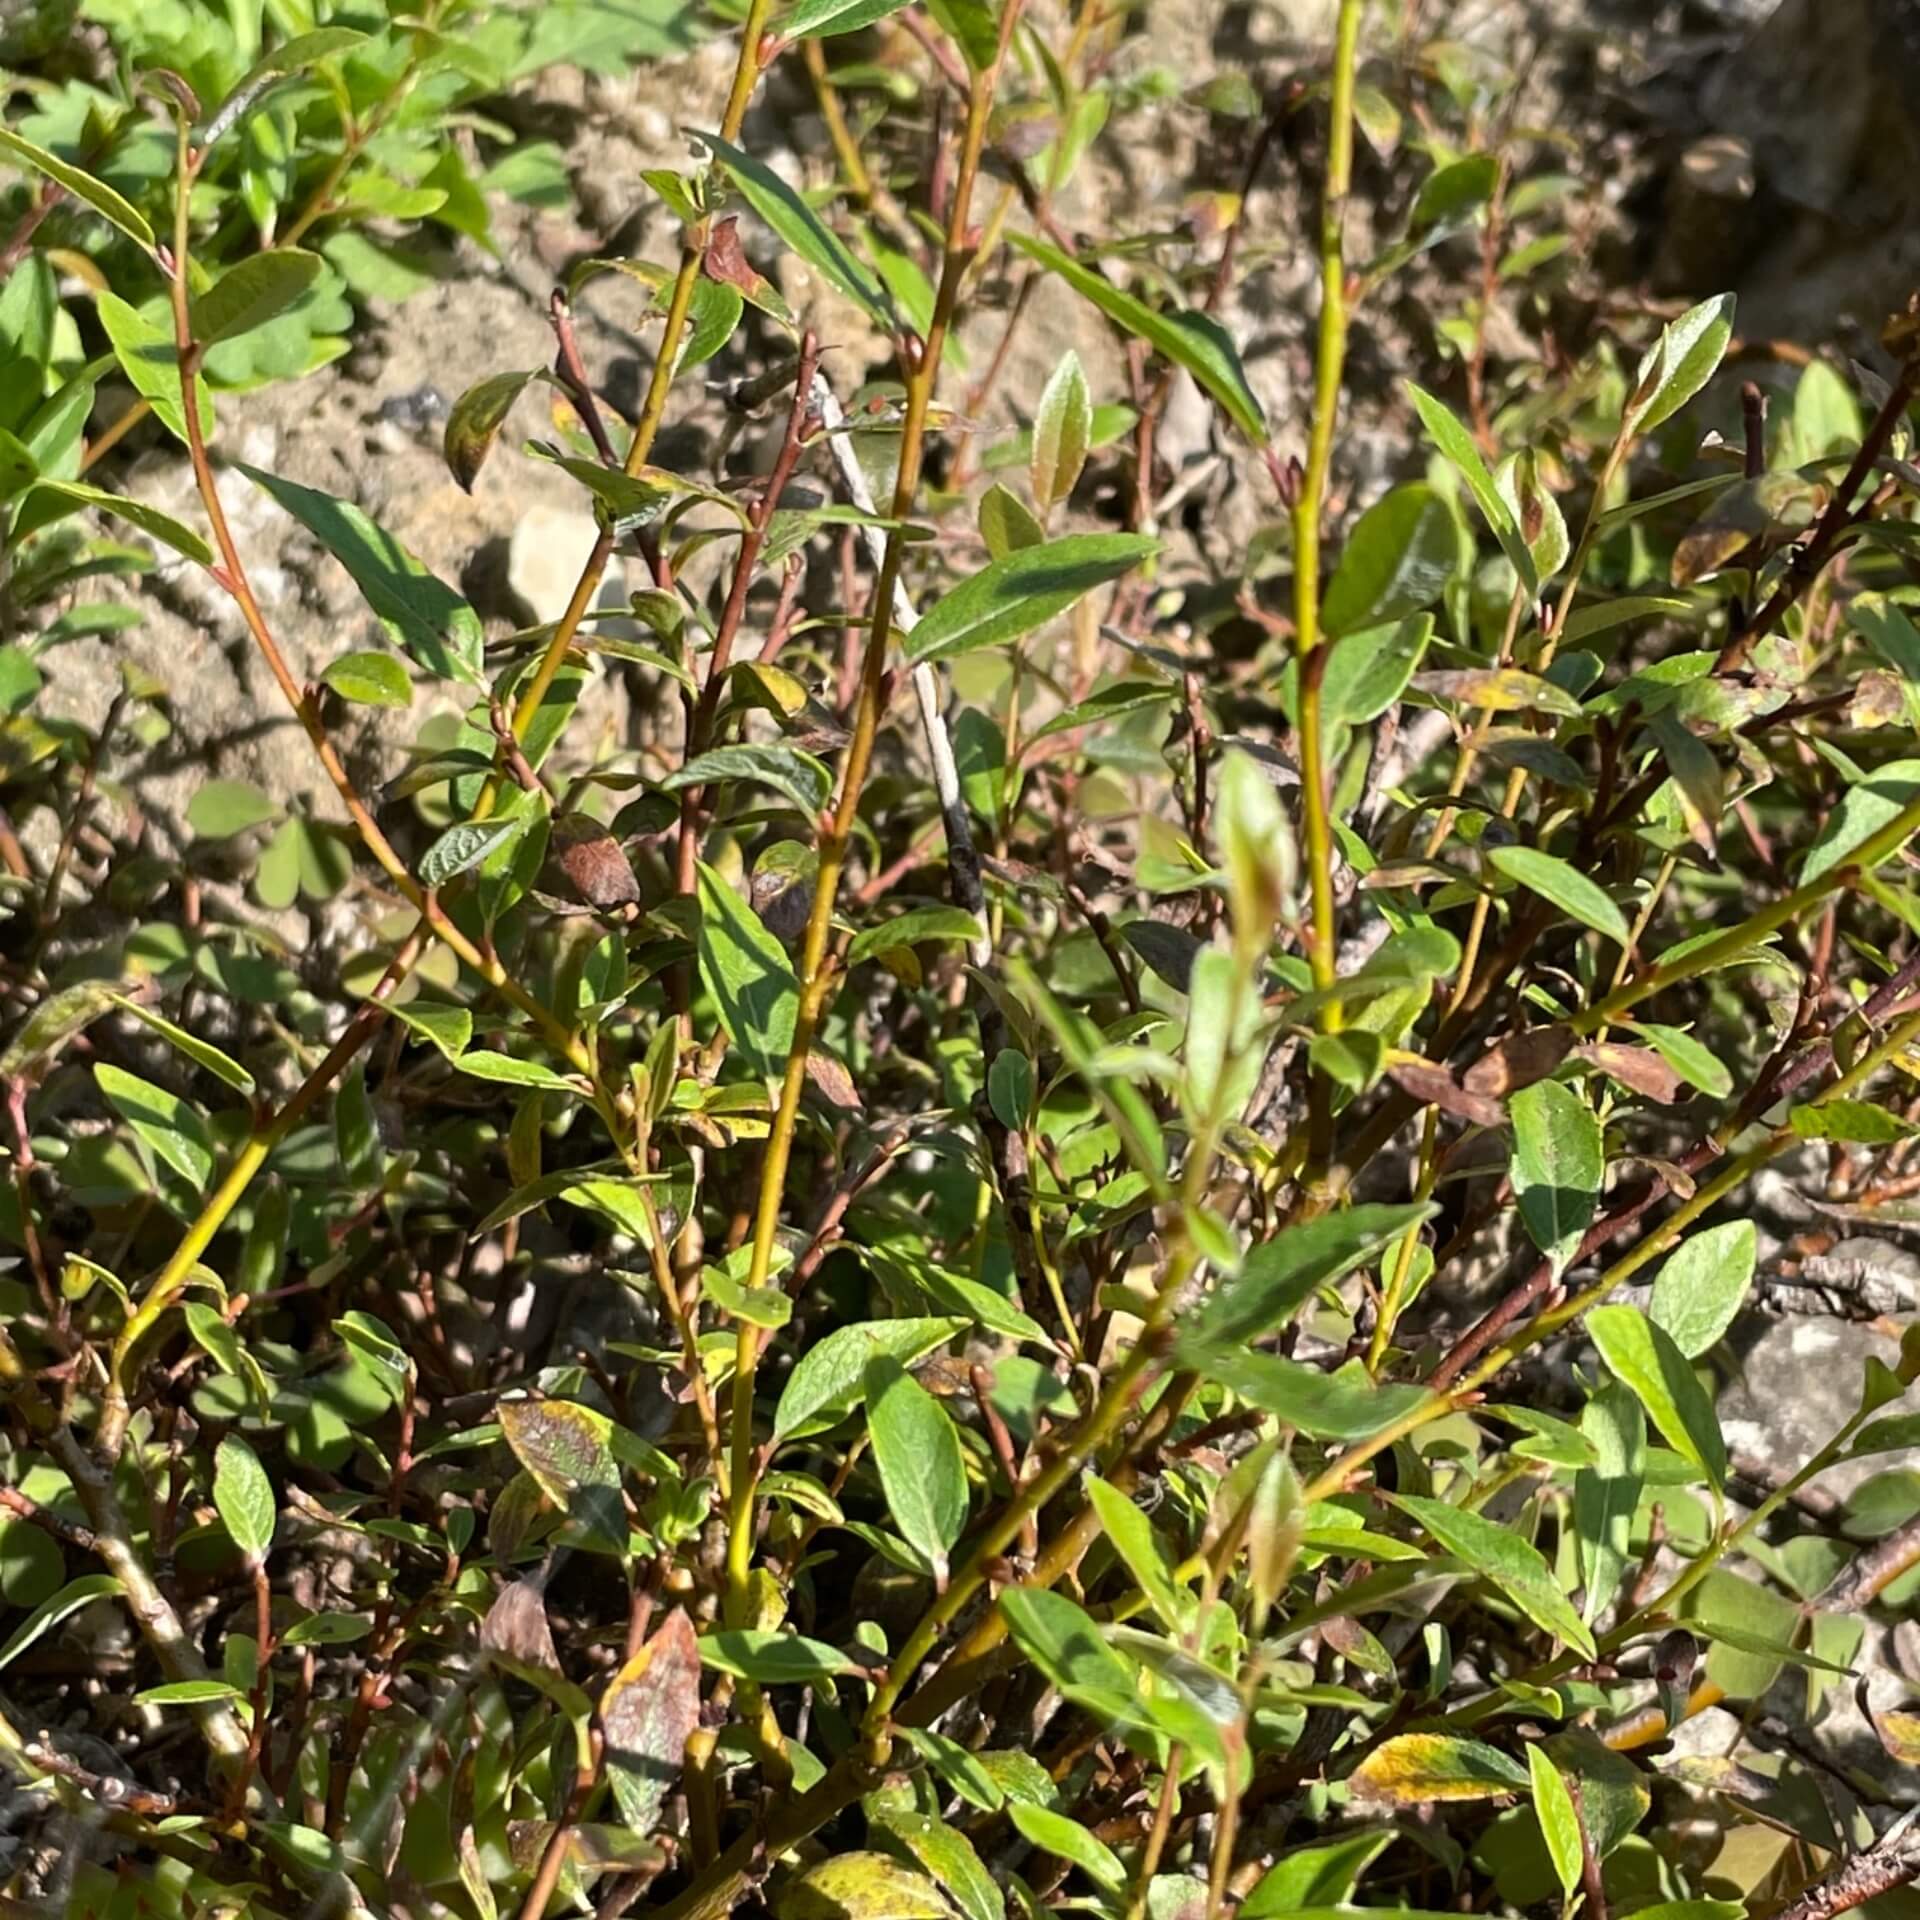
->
[1350,1733,1531,1804]
[804,1051,863,1111]
[1579,1042,1684,1104]
[444,369,541,492]
[1463,1026,1573,1098]
[1387,1061,1504,1128]
[601,1607,702,1835]
[705,215,771,300]
[546,813,641,912]
[498,1398,627,1553]
[480,1576,560,1674]
[776,1853,951,1920]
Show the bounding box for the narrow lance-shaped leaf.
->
[1031,350,1091,518]
[24,480,214,567]
[1626,293,1736,434]
[1587,1303,1727,1491]
[0,127,155,250]
[772,1317,967,1441]
[600,1607,701,1833]
[1351,1733,1530,1804]
[237,465,485,685]
[444,368,541,491]
[1009,232,1267,444]
[1529,1746,1585,1899]
[1389,1492,1596,1660]
[1575,1382,1645,1626]
[1488,844,1631,947]
[1405,381,1535,590]
[189,250,323,347]
[700,132,892,331]
[903,533,1159,665]
[695,860,799,1076]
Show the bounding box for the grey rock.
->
[1719,1315,1919,1497]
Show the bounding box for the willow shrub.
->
[3,4,1920,1920]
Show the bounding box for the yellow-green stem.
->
[1291,0,1363,1001]
[721,5,1022,1623]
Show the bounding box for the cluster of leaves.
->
[5,4,1920,1920]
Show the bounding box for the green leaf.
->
[1321,484,1456,636]
[1178,1202,1433,1355]
[900,1726,1005,1812]
[214,1436,276,1561]
[0,127,154,249]
[772,1317,967,1441]
[0,1575,121,1673]
[870,1808,1003,1920]
[1242,1834,1395,1917]
[1008,1804,1126,1893]
[321,649,412,708]
[1009,233,1267,443]
[420,819,524,889]
[697,1629,854,1683]
[1486,845,1630,947]
[1801,757,1920,883]
[1575,1383,1645,1625]
[1350,1732,1530,1803]
[1626,293,1736,434]
[1587,1304,1726,1490]
[1031,349,1091,514]
[187,778,278,839]
[136,1679,246,1706]
[1389,1493,1596,1659]
[1206,1352,1436,1441]
[96,292,212,445]
[1648,1220,1755,1358]
[1509,1079,1601,1277]
[453,1051,582,1092]
[782,0,913,36]
[1792,1098,1917,1145]
[190,251,324,348]
[1085,1474,1188,1630]
[903,533,1158,665]
[848,906,983,968]
[24,479,214,567]
[1405,382,1534,590]
[95,1062,214,1191]
[1631,1022,1732,1098]
[696,861,799,1075]
[105,992,253,1094]
[1529,1745,1585,1898]
[864,1351,967,1574]
[281,1611,374,1647]
[701,132,892,330]
[666,744,831,817]
[444,367,540,491]
[390,1002,472,1062]
[237,465,484,685]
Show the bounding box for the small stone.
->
[506,503,627,626]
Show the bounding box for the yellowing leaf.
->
[601,1607,701,1834]
[775,1852,950,1920]
[1350,1733,1530,1803]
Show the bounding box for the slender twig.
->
[1292,0,1363,1182]
[722,1,1029,1629]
